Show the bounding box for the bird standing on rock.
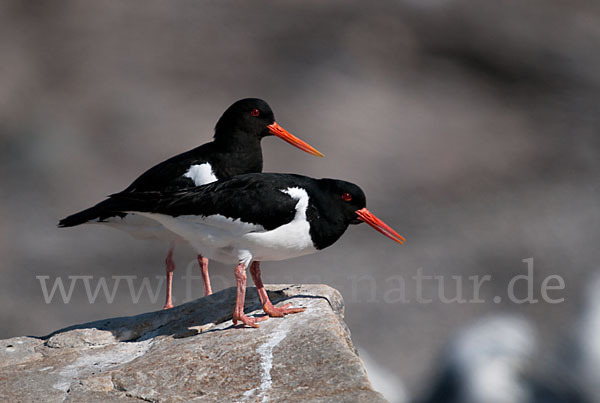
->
[58,99,323,309]
[87,173,405,327]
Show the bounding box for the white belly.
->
[133,212,317,264]
[241,218,317,261]
[96,214,183,242]
[132,187,318,264]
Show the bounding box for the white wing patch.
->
[183,163,218,186]
[91,163,216,240]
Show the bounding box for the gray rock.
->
[0,284,386,402]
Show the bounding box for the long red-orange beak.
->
[267,122,324,157]
[355,208,405,244]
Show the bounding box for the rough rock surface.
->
[0,284,386,402]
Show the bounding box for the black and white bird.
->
[58,99,323,309]
[68,173,405,327]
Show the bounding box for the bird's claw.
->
[263,302,306,317]
[233,313,268,328]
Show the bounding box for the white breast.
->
[183,163,218,186]
[241,187,317,261]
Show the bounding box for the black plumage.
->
[78,173,369,251]
[59,98,321,227]
[59,98,324,309]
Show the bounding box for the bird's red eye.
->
[251,109,260,117]
[341,193,352,202]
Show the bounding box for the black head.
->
[317,178,405,245]
[214,98,275,140]
[214,98,324,157]
[319,179,367,224]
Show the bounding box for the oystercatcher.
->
[82,173,405,327]
[58,99,323,309]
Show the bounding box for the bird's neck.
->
[213,127,262,151]
[209,130,264,178]
[307,205,350,250]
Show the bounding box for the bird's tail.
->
[58,192,165,228]
[58,198,122,227]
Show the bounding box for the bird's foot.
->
[263,302,306,318]
[162,302,174,310]
[232,313,268,328]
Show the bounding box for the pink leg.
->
[163,245,176,310]
[249,262,306,317]
[197,255,212,296]
[232,261,268,328]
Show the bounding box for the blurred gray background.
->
[1,0,599,401]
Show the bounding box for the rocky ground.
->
[0,285,385,402]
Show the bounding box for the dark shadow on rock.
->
[40,284,338,346]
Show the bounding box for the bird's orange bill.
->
[267,122,324,157]
[355,208,405,244]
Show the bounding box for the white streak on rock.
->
[243,319,292,402]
